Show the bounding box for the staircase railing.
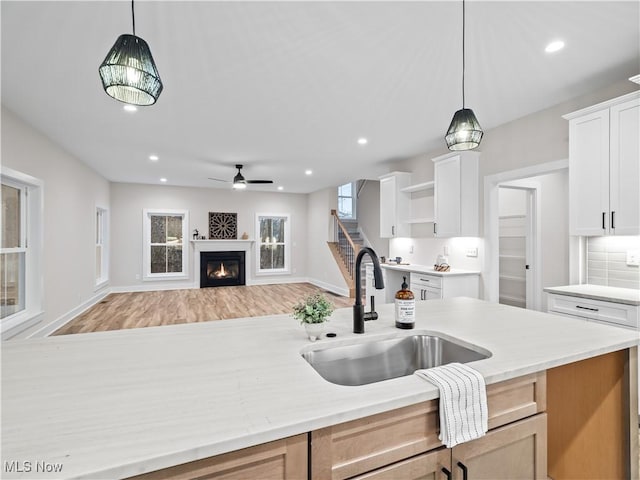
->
[330,209,360,283]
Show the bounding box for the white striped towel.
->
[415,363,488,448]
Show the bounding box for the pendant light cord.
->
[462,0,466,108]
[131,0,136,36]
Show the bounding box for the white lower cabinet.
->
[409,272,479,302]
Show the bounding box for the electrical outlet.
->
[409,245,414,254]
[627,250,640,267]
[466,247,478,258]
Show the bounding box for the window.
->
[1,182,26,319]
[338,182,356,219]
[143,209,189,280]
[256,214,290,274]
[95,207,109,288]
[0,167,43,333]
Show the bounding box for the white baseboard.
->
[307,278,350,298]
[247,276,309,286]
[26,290,111,339]
[110,282,198,293]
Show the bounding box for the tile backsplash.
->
[587,236,640,290]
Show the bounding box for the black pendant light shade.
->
[445,108,483,150]
[445,0,483,151]
[99,34,163,106]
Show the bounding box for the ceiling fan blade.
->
[246,180,274,184]
[208,177,229,183]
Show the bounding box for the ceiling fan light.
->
[445,108,483,151]
[99,34,163,106]
[232,171,247,189]
[232,182,247,190]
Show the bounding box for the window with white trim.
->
[338,182,356,219]
[95,207,109,288]
[256,214,290,274]
[0,168,43,333]
[143,209,189,280]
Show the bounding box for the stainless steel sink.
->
[301,334,491,386]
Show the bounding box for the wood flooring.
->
[54,283,353,336]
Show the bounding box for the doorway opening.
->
[498,185,537,309]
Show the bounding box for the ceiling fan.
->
[209,164,274,189]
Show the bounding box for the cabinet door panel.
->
[434,156,461,237]
[353,448,450,480]
[380,176,397,238]
[609,98,640,235]
[452,414,547,480]
[568,109,610,235]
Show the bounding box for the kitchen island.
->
[1,298,638,479]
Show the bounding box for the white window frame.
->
[255,213,290,275]
[95,206,109,289]
[1,166,43,336]
[338,182,356,219]
[142,209,189,281]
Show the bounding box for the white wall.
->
[305,187,349,295]
[110,182,309,289]
[1,107,111,339]
[356,180,387,258]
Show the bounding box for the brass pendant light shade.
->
[99,1,163,106]
[445,0,483,151]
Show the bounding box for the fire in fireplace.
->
[200,251,245,288]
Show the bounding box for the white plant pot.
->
[304,322,325,342]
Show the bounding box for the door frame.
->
[498,183,538,309]
[484,159,569,309]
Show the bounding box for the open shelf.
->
[400,181,434,193]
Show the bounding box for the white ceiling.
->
[2,1,639,193]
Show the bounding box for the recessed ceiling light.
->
[357,138,368,145]
[305,170,313,175]
[149,155,159,161]
[277,186,284,191]
[123,104,137,112]
[160,178,167,183]
[545,40,565,53]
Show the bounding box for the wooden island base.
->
[547,348,638,479]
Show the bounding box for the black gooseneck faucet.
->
[353,247,385,334]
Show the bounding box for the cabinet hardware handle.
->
[602,212,606,230]
[434,223,437,235]
[420,278,430,282]
[576,305,599,312]
[457,461,468,480]
[611,211,616,230]
[441,467,452,480]
[392,225,395,236]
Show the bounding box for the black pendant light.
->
[99,0,163,106]
[445,0,483,151]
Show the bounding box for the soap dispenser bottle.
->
[395,276,415,329]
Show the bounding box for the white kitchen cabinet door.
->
[566,92,640,236]
[609,97,640,235]
[432,152,479,238]
[379,172,411,238]
[568,109,610,236]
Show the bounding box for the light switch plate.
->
[627,250,640,266]
[466,247,478,258]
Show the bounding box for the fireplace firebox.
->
[200,251,246,288]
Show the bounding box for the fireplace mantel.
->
[191,240,254,286]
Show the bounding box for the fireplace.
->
[200,251,246,288]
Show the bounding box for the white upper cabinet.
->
[379,172,411,238]
[432,151,480,237]
[565,92,640,236]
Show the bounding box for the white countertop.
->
[2,298,638,479]
[544,284,640,306]
[381,263,480,276]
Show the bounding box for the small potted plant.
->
[292,293,334,341]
